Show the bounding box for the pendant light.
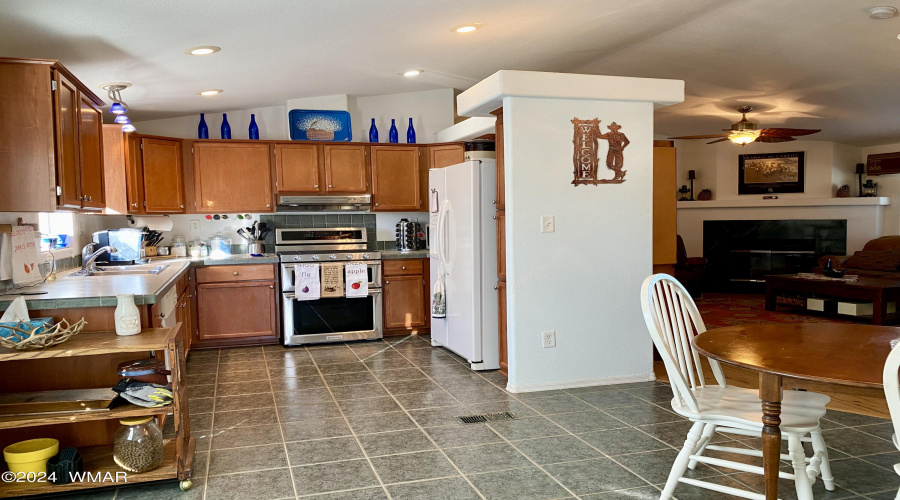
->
[101,82,136,132]
[114,114,130,124]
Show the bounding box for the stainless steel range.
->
[276,227,382,346]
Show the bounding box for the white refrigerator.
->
[429,160,500,370]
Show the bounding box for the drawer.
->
[196,264,275,283]
[383,259,424,276]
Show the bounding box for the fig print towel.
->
[344,262,368,298]
[294,263,320,301]
[11,227,40,285]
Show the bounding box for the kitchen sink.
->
[70,264,170,277]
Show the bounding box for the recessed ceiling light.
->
[403,70,422,77]
[452,23,483,33]
[868,6,897,19]
[184,45,221,55]
[198,89,223,96]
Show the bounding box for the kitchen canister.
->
[113,417,163,473]
[115,294,142,336]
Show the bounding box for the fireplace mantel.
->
[677,197,890,209]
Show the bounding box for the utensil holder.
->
[144,246,158,257]
[248,242,265,255]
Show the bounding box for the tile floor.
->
[59,335,900,499]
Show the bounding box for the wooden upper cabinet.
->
[428,144,464,169]
[324,145,368,193]
[142,138,184,213]
[275,143,320,193]
[77,94,104,210]
[370,146,421,211]
[193,142,274,212]
[55,74,82,209]
[493,109,505,209]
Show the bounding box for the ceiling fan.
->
[668,106,821,145]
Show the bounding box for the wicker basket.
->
[306,121,335,141]
[0,318,86,350]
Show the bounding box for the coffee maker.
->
[395,219,424,253]
[91,229,145,265]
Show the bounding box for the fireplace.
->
[703,220,847,292]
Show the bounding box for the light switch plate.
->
[541,216,555,233]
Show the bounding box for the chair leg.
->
[895,484,900,500]
[661,421,705,500]
[688,423,716,470]
[788,435,813,500]
[810,429,834,491]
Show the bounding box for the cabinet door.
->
[78,94,105,210]
[142,138,185,213]
[371,146,421,211]
[492,109,505,209]
[429,144,464,169]
[324,145,367,193]
[275,143,320,193]
[54,75,82,208]
[652,146,677,266]
[497,280,508,376]
[196,281,278,340]
[383,274,427,329]
[176,290,194,353]
[194,142,274,212]
[496,209,506,281]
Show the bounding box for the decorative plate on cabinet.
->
[289,109,352,141]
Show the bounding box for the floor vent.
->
[456,412,518,424]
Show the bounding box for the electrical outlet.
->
[190,220,201,231]
[541,216,555,233]
[542,330,556,348]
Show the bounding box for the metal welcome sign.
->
[571,118,630,185]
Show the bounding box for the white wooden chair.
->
[882,343,900,500]
[640,274,834,500]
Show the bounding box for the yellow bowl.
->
[3,438,59,474]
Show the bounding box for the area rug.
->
[695,293,852,329]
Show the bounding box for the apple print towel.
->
[294,263,320,301]
[344,262,368,298]
[11,226,40,286]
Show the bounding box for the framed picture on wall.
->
[738,151,805,194]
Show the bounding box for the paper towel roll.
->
[128,216,174,231]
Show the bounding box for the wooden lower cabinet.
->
[497,280,508,376]
[383,259,430,335]
[194,264,279,347]
[176,288,195,353]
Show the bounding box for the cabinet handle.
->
[328,184,333,188]
[492,200,497,204]
[401,266,406,270]
[266,204,271,208]
[180,204,185,208]
[492,216,498,220]
[375,203,379,207]
[233,272,239,276]
[494,286,499,290]
[132,202,138,208]
[385,280,390,284]
[314,185,319,188]
[269,285,274,289]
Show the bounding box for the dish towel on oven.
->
[294,263,320,300]
[345,262,368,298]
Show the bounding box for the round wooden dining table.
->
[693,323,897,500]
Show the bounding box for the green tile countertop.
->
[381,250,430,259]
[0,254,280,312]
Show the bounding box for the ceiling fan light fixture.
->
[729,130,760,145]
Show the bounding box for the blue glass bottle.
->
[198,113,209,139]
[248,114,259,140]
[388,119,398,143]
[220,114,231,139]
[368,118,379,142]
[406,118,416,144]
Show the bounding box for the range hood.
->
[276,195,371,212]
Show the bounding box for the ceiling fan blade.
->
[758,128,821,137]
[706,138,731,144]
[667,134,730,140]
[755,136,796,143]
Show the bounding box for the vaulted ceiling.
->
[1,0,898,145]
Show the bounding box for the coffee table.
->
[765,274,900,325]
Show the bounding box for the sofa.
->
[816,236,900,279]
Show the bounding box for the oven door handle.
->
[284,289,382,300]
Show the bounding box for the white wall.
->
[349,89,456,144]
[504,96,654,391]
[134,105,288,140]
[675,140,860,200]
[861,142,900,235]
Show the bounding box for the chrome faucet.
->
[81,243,118,273]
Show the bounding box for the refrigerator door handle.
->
[437,200,451,275]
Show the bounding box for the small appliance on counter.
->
[92,229,144,265]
